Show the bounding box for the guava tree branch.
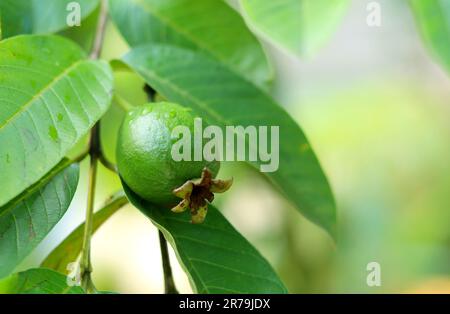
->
[90,0,109,60]
[79,144,98,293]
[80,0,109,293]
[158,231,179,294]
[88,0,118,174]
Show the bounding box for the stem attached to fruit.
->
[99,150,117,173]
[144,84,178,294]
[143,85,180,293]
[158,231,179,294]
[80,0,109,293]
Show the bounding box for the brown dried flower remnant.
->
[171,167,233,223]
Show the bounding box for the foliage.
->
[0,0,442,294]
[410,0,450,73]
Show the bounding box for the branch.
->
[80,0,109,293]
[90,0,109,60]
[158,231,179,294]
[99,153,118,173]
[79,151,98,293]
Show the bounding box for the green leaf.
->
[122,181,287,294]
[239,0,350,58]
[0,268,84,294]
[410,0,450,73]
[0,163,79,279]
[0,35,113,206]
[41,191,128,273]
[121,44,336,237]
[0,0,32,38]
[58,4,100,52]
[0,0,99,38]
[108,0,271,89]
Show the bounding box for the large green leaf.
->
[0,0,99,38]
[0,268,84,294]
[0,35,113,206]
[108,0,271,88]
[41,191,128,273]
[410,0,450,72]
[122,182,287,294]
[0,0,32,38]
[0,163,79,279]
[239,0,350,58]
[121,44,336,237]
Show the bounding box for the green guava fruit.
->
[116,102,232,223]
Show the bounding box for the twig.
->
[158,231,179,294]
[99,153,117,173]
[80,0,109,293]
[79,148,98,293]
[70,129,117,174]
[89,0,109,60]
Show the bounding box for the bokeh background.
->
[17,0,450,293]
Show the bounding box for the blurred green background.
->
[17,0,450,293]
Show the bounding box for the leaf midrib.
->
[130,0,251,79]
[0,59,85,131]
[0,159,71,217]
[133,64,231,124]
[175,236,286,292]
[157,213,286,294]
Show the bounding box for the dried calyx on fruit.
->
[172,167,233,223]
[116,102,232,223]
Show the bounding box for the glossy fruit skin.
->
[116,102,220,207]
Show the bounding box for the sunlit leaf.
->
[239,0,350,58]
[108,0,271,88]
[0,163,79,279]
[0,0,99,38]
[0,268,84,293]
[410,0,450,73]
[0,35,113,206]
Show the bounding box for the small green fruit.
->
[116,102,231,223]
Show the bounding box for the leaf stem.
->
[158,231,179,294]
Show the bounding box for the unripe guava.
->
[116,102,231,223]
